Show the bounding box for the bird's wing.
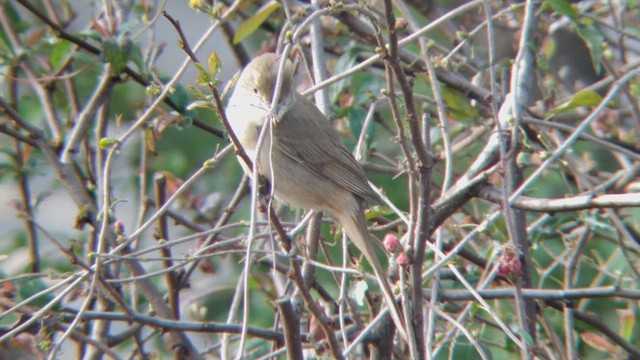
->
[274,93,380,205]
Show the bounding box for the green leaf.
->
[517,328,535,346]
[2,1,30,33]
[448,337,493,360]
[207,51,222,78]
[168,83,190,111]
[17,278,57,309]
[129,42,145,75]
[103,38,132,73]
[189,0,204,9]
[629,79,639,98]
[542,0,578,20]
[0,1,29,55]
[196,51,222,85]
[441,85,479,122]
[351,71,382,106]
[576,22,604,73]
[178,109,195,129]
[194,63,210,85]
[543,0,604,73]
[620,310,636,341]
[566,90,602,107]
[365,205,394,220]
[0,25,14,55]
[50,40,72,70]
[233,0,280,44]
[330,46,366,103]
[348,107,367,141]
[546,90,602,116]
[346,105,376,155]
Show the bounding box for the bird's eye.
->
[253,87,258,94]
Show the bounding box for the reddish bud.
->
[383,233,402,253]
[497,247,522,279]
[396,18,408,31]
[199,258,216,274]
[114,221,125,236]
[396,252,410,267]
[196,236,216,274]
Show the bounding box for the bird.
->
[226,52,407,340]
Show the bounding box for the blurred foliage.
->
[0,0,639,359]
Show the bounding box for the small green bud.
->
[99,137,118,149]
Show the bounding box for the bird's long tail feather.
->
[338,207,408,341]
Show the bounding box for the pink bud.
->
[383,233,401,253]
[396,252,410,267]
[497,247,522,279]
[114,221,125,236]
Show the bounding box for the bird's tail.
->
[338,206,408,341]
